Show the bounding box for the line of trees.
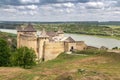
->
[0,38,36,68]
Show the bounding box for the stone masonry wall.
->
[76,41,87,50]
[19,35,38,55]
[44,42,64,61]
[64,42,76,51]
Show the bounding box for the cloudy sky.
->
[0,0,120,21]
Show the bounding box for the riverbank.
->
[1,28,120,49]
[82,34,120,40]
[66,32,120,40]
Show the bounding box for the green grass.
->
[0,51,120,80]
[33,53,90,71]
[107,25,120,29]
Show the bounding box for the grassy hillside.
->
[0,32,17,51]
[0,51,120,80]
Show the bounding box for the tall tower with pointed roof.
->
[24,23,36,32]
[17,23,36,48]
[37,28,49,61]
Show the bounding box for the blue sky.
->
[0,0,120,21]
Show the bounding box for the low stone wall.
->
[76,42,87,50]
[64,41,87,52]
[64,42,76,51]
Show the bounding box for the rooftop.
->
[17,23,36,32]
[39,28,49,38]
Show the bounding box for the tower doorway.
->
[70,46,74,52]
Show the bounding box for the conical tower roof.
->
[39,28,49,38]
[24,23,36,32]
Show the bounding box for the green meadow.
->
[0,50,120,80]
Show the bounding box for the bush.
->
[0,38,10,66]
[12,47,36,68]
[112,47,119,50]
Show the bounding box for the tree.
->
[15,47,36,68]
[0,38,10,66]
[112,46,118,50]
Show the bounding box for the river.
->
[0,29,120,49]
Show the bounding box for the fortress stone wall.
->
[76,41,87,50]
[64,41,87,52]
[17,24,87,61]
[20,35,38,55]
[44,42,64,61]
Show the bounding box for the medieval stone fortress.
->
[17,24,87,61]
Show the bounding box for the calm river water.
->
[1,29,120,49]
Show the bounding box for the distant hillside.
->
[0,21,120,29]
[0,32,17,50]
[99,21,120,25]
[1,21,120,40]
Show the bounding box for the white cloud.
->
[26,5,38,10]
[17,6,26,9]
[17,5,38,10]
[29,10,37,15]
[63,2,75,8]
[113,11,120,14]
[86,2,104,9]
[57,0,76,2]
[20,0,40,3]
[19,10,38,15]
[40,5,53,11]
[20,11,28,15]
[0,0,120,21]
[51,2,74,8]
[66,8,74,13]
[3,8,17,13]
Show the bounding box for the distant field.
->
[0,51,120,80]
[107,25,120,29]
